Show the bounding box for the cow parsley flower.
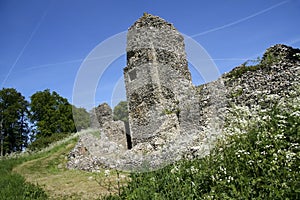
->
[104,169,110,177]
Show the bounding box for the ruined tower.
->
[124,13,200,147]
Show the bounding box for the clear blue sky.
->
[1,0,300,109]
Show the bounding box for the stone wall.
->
[90,103,128,149]
[224,44,300,107]
[90,103,112,128]
[124,13,200,147]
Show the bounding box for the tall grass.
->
[0,158,48,200]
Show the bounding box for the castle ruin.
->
[68,13,300,172]
[124,13,201,147]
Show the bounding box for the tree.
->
[113,101,129,123]
[72,106,90,131]
[0,88,30,154]
[30,89,76,139]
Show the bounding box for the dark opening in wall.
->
[125,122,132,149]
[129,69,137,81]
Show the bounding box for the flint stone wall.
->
[102,121,128,149]
[90,103,128,149]
[224,44,300,107]
[96,103,113,127]
[124,13,200,146]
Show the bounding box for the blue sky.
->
[1,0,300,110]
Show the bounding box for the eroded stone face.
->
[124,14,200,147]
[103,121,128,149]
[89,103,129,149]
[95,103,113,127]
[125,14,191,81]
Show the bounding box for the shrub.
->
[226,52,283,79]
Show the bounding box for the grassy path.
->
[13,136,126,199]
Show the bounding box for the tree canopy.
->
[0,88,30,154]
[0,88,91,154]
[113,101,129,123]
[72,106,90,131]
[30,89,76,138]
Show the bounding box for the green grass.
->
[8,130,128,199]
[0,134,80,199]
[0,155,48,200]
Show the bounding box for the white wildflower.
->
[171,166,179,174]
[262,115,271,121]
[248,160,254,165]
[265,144,273,149]
[276,114,287,119]
[150,177,155,182]
[190,166,199,174]
[291,111,300,117]
[286,151,296,161]
[275,134,285,139]
[104,169,110,177]
[219,166,227,175]
[226,176,234,183]
[211,175,216,182]
[261,151,267,155]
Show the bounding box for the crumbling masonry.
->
[68,14,300,171]
[124,13,201,147]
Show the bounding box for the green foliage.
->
[226,61,260,79]
[163,108,180,116]
[0,133,79,199]
[226,52,281,79]
[0,88,82,154]
[72,106,90,131]
[108,90,300,199]
[30,89,76,138]
[0,88,30,154]
[113,101,129,123]
[0,159,48,199]
[260,53,280,67]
